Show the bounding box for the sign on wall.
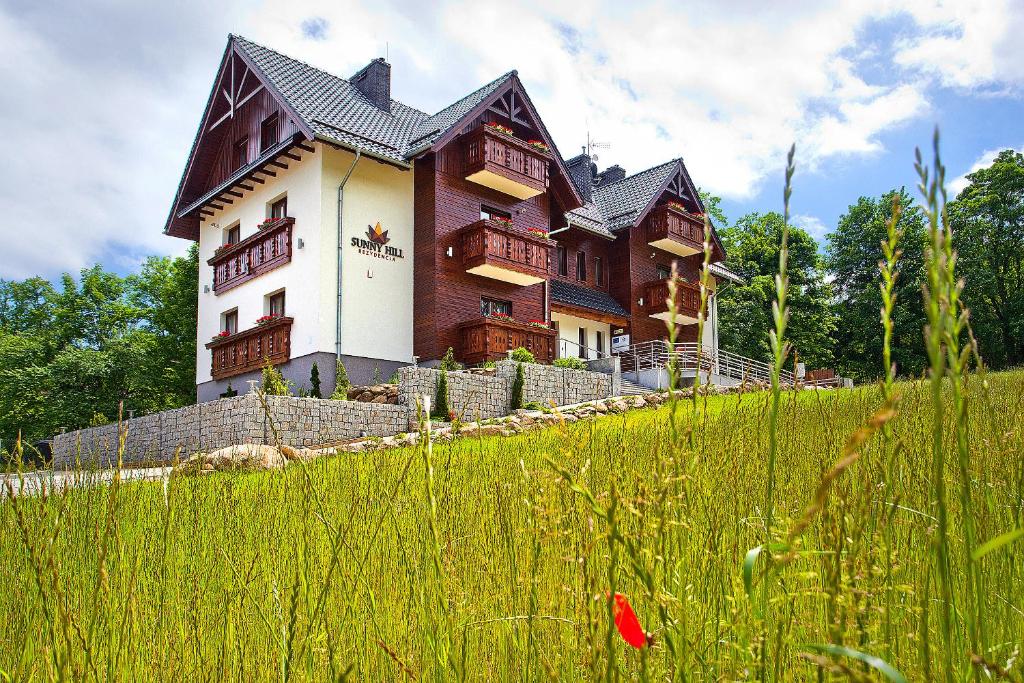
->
[351,222,405,261]
[611,334,631,353]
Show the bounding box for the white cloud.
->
[2,0,1023,279]
[791,214,830,243]
[948,144,1024,195]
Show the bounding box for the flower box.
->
[526,227,551,239]
[487,312,515,322]
[526,319,550,329]
[491,216,513,229]
[211,330,231,342]
[527,140,550,154]
[255,314,281,326]
[258,217,279,231]
[484,121,514,137]
[667,201,687,213]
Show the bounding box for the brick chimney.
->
[350,58,391,113]
[595,164,625,186]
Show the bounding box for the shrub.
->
[510,347,535,364]
[372,366,382,384]
[309,362,322,398]
[510,362,525,410]
[523,400,543,411]
[260,359,290,396]
[433,368,450,419]
[481,360,496,369]
[220,383,238,398]
[330,359,350,400]
[387,370,400,384]
[553,356,587,370]
[439,347,462,372]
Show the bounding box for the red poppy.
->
[611,593,647,649]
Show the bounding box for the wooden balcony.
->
[643,278,701,324]
[463,125,551,200]
[460,317,557,365]
[646,205,704,257]
[208,218,294,294]
[461,219,552,286]
[205,316,292,381]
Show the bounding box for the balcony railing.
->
[205,316,292,381]
[643,278,701,322]
[461,219,552,286]
[460,316,557,365]
[463,126,551,200]
[208,217,294,293]
[646,205,704,257]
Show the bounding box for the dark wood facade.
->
[207,217,294,293]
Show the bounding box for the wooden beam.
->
[209,109,233,131]
[209,203,225,211]
[217,196,234,205]
[257,168,277,177]
[200,209,215,216]
[237,183,254,191]
[249,176,265,184]
[270,160,288,169]
[295,142,315,153]
[282,151,301,161]
[234,83,264,110]
[225,189,243,198]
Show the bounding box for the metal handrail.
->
[558,338,608,362]
[616,340,795,385]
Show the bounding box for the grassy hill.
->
[2,372,1022,680]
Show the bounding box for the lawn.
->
[2,372,1022,680]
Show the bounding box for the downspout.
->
[336,150,362,362]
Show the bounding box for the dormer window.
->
[260,113,279,152]
[233,137,248,171]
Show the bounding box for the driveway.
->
[0,466,171,498]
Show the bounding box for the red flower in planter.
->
[611,593,649,649]
[526,227,550,239]
[491,216,513,228]
[527,139,550,153]
[484,121,514,137]
[255,314,280,326]
[667,201,686,213]
[526,319,549,329]
[488,312,514,322]
[211,330,231,342]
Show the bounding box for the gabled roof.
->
[550,280,629,320]
[405,71,517,154]
[232,35,428,164]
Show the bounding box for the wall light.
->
[204,285,211,294]
[367,268,373,278]
[445,246,454,258]
[638,297,644,306]
[297,238,305,249]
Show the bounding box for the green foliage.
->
[947,149,1024,369]
[439,346,462,372]
[510,362,525,410]
[308,362,322,398]
[260,360,290,396]
[480,360,496,369]
[372,365,382,384]
[432,368,450,419]
[716,211,836,369]
[0,247,198,444]
[330,358,350,399]
[698,188,729,226]
[523,400,544,411]
[825,189,928,381]
[387,370,400,384]
[509,347,536,364]
[220,383,238,398]
[553,356,586,370]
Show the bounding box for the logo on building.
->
[351,221,404,261]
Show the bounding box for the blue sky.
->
[1,0,1022,279]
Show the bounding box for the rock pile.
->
[346,383,400,404]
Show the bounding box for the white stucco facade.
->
[551,311,613,359]
[195,143,414,388]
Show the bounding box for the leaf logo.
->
[366,222,390,245]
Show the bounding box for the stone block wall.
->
[397,366,511,423]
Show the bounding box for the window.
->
[270,196,288,220]
[480,205,511,222]
[578,327,588,360]
[557,246,568,276]
[222,309,238,335]
[226,224,240,245]
[576,251,587,281]
[268,291,286,316]
[656,264,672,281]
[480,297,512,317]
[233,137,248,170]
[595,256,604,286]
[260,113,279,152]
[596,330,605,358]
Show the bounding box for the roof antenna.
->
[385,42,389,61]
[585,130,609,164]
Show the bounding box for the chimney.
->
[595,164,625,186]
[566,153,596,202]
[350,58,391,113]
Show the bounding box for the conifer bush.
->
[330,359,350,399]
[309,362,322,398]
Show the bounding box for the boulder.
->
[593,402,609,414]
[175,444,287,475]
[370,394,389,403]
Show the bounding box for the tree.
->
[309,362,322,398]
[510,363,525,410]
[716,212,836,369]
[698,189,729,227]
[948,149,1024,369]
[330,359,351,399]
[433,368,450,419]
[260,359,290,396]
[825,189,928,381]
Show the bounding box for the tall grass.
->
[2,136,1022,680]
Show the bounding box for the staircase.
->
[617,341,794,391]
[617,378,649,396]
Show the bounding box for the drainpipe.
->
[336,151,362,362]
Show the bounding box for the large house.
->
[165,35,740,401]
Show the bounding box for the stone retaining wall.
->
[51,359,621,468]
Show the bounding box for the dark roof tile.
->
[550,280,629,319]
